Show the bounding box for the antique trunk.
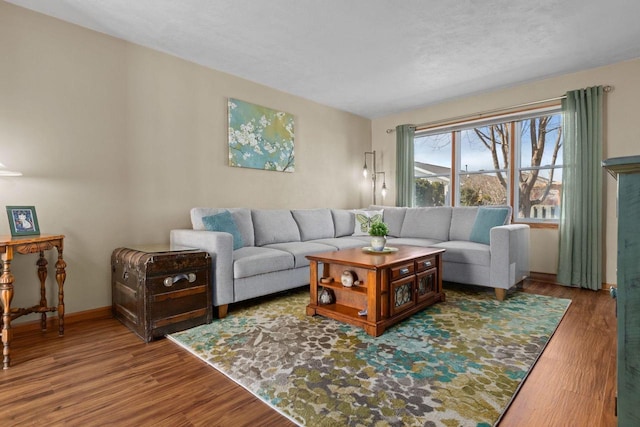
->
[111,246,212,342]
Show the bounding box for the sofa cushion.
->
[400,207,452,241]
[252,209,301,246]
[450,206,513,241]
[264,241,335,268]
[311,237,369,250]
[432,240,491,266]
[233,246,294,279]
[449,207,479,241]
[191,207,254,246]
[385,237,444,247]
[369,205,407,237]
[469,207,511,245]
[332,209,355,237]
[202,210,244,250]
[291,209,335,241]
[352,209,383,236]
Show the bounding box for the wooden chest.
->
[111,246,212,342]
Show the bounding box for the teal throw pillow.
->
[202,211,244,250]
[469,207,510,245]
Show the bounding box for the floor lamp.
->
[362,151,387,204]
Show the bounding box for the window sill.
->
[513,221,558,229]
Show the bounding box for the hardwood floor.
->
[499,280,617,426]
[0,280,616,426]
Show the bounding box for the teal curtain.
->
[395,124,415,206]
[557,86,604,290]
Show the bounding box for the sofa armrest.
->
[489,224,530,289]
[170,229,234,306]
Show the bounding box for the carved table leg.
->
[0,250,14,369]
[37,251,48,331]
[55,249,66,336]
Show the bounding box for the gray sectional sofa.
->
[170,206,529,317]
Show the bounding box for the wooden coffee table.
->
[306,245,445,337]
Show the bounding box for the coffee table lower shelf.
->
[307,293,444,337]
[306,303,374,330]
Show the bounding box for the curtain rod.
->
[385,85,613,133]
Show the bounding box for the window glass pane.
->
[415,177,449,207]
[519,115,563,168]
[460,124,509,172]
[414,132,451,207]
[459,172,508,206]
[414,133,452,168]
[518,168,562,219]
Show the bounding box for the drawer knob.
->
[164,273,196,287]
[400,268,410,275]
[423,261,432,267]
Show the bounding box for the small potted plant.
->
[369,221,389,251]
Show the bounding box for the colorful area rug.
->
[168,286,570,426]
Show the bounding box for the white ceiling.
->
[7,0,640,118]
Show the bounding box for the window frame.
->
[412,105,563,226]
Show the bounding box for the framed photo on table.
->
[6,206,40,237]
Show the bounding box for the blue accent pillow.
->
[469,207,510,245]
[202,211,244,250]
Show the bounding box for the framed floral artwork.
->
[228,98,295,172]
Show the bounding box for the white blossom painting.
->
[228,98,295,172]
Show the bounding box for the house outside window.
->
[414,133,452,207]
[413,107,563,224]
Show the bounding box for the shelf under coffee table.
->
[306,245,445,337]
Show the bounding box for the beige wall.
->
[0,3,371,321]
[372,58,640,284]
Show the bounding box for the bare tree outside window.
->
[459,124,509,206]
[472,124,510,189]
[518,115,563,219]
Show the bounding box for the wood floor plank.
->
[0,280,616,426]
[499,280,616,427]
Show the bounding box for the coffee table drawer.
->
[416,255,437,272]
[390,262,415,281]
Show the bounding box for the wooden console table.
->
[0,234,66,369]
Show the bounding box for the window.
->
[413,108,563,224]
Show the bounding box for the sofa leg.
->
[495,288,507,301]
[217,304,229,319]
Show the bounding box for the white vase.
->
[370,236,386,251]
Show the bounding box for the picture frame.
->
[228,98,295,172]
[6,206,40,237]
